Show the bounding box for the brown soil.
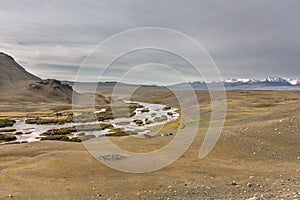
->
[0,89,299,199]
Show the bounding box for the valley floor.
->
[0,90,299,199]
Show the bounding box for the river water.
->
[0,101,179,143]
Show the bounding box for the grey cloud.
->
[0,0,299,83]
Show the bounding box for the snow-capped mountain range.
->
[223,77,300,85]
[170,77,300,90]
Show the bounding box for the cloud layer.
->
[0,0,299,83]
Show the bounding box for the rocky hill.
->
[0,52,77,110]
[0,52,40,86]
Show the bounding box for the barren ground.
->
[0,89,299,199]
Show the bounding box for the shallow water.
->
[0,101,179,143]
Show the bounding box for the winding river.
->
[0,101,179,144]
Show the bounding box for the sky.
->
[0,0,299,84]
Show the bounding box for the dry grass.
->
[0,89,299,199]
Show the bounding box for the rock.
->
[231,180,238,186]
[247,182,253,187]
[29,83,41,89]
[99,154,127,161]
[167,112,173,116]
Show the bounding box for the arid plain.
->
[0,88,299,200]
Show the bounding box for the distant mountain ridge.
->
[65,77,300,91]
[170,77,300,90]
[223,77,300,85]
[63,81,162,92]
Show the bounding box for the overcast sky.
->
[0,0,299,84]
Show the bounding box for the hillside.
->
[0,52,40,86]
[0,53,77,112]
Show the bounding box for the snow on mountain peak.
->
[224,78,255,83]
[223,77,300,85]
[264,77,285,82]
[263,77,300,85]
[283,78,300,85]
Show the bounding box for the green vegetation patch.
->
[145,118,153,124]
[0,119,16,128]
[115,121,131,126]
[41,127,77,136]
[0,129,16,132]
[76,123,113,131]
[80,134,96,141]
[96,108,115,121]
[73,112,97,123]
[162,106,172,111]
[140,108,150,113]
[40,135,81,142]
[133,119,144,126]
[105,128,138,137]
[0,134,17,142]
[154,115,168,122]
[25,116,73,125]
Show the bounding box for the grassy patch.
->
[145,118,153,124]
[80,135,96,141]
[0,119,16,128]
[162,106,172,111]
[0,134,17,142]
[40,135,81,142]
[154,115,167,122]
[100,103,143,120]
[140,108,150,113]
[76,124,113,131]
[0,129,16,132]
[41,127,77,136]
[105,128,138,137]
[73,112,97,123]
[25,116,73,125]
[133,119,144,126]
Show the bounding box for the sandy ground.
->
[0,90,299,199]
